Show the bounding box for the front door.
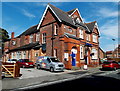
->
[71,52,76,66]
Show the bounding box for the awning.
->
[85,43,92,47]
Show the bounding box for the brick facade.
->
[3,4,101,69]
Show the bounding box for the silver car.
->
[36,56,64,72]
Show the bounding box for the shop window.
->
[80,46,84,59]
[91,48,98,59]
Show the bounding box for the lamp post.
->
[112,39,115,60]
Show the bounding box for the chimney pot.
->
[11,32,14,39]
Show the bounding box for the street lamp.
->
[112,38,116,59]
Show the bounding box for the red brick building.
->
[3,4,100,69]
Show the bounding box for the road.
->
[26,69,120,90]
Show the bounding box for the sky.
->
[1,2,119,52]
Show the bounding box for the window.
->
[93,34,97,43]
[68,28,72,32]
[35,52,39,57]
[30,35,33,43]
[79,29,84,39]
[76,18,81,24]
[42,33,46,44]
[12,40,16,46]
[91,48,98,59]
[23,51,26,59]
[86,34,90,41]
[80,46,84,59]
[64,53,69,61]
[54,24,58,35]
[53,49,57,57]
[36,32,40,41]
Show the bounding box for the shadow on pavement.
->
[26,75,120,90]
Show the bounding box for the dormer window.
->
[76,18,81,24]
[12,40,16,46]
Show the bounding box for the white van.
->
[36,56,64,72]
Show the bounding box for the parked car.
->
[118,61,120,65]
[36,56,64,72]
[102,61,120,70]
[17,59,35,68]
[6,59,17,63]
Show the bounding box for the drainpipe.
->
[51,23,55,56]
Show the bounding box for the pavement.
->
[1,66,117,91]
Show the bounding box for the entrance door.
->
[71,52,76,66]
[71,48,77,66]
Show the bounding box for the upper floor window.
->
[76,18,81,24]
[29,35,33,43]
[12,40,16,46]
[86,34,90,41]
[36,32,40,42]
[93,34,97,43]
[68,28,72,32]
[54,24,58,35]
[42,33,46,44]
[79,29,84,39]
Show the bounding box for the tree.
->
[0,28,9,55]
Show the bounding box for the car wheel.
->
[37,65,41,70]
[113,67,117,71]
[50,67,54,72]
[23,65,25,68]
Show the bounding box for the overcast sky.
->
[1,1,119,52]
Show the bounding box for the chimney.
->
[11,32,14,39]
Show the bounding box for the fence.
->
[2,62,20,78]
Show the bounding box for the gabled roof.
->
[10,42,40,51]
[85,21,100,35]
[17,24,38,37]
[37,4,77,29]
[67,8,77,15]
[85,21,96,32]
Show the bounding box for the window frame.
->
[80,45,84,59]
[29,34,33,43]
[79,29,84,39]
[42,33,46,44]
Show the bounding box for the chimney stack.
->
[11,32,14,39]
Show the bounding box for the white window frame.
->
[80,45,84,59]
[54,49,57,57]
[42,33,46,44]
[93,34,97,43]
[36,32,40,42]
[54,24,58,35]
[30,35,33,43]
[79,29,84,39]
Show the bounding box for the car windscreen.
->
[50,58,60,62]
[12,59,17,61]
[23,59,30,62]
[103,61,111,64]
